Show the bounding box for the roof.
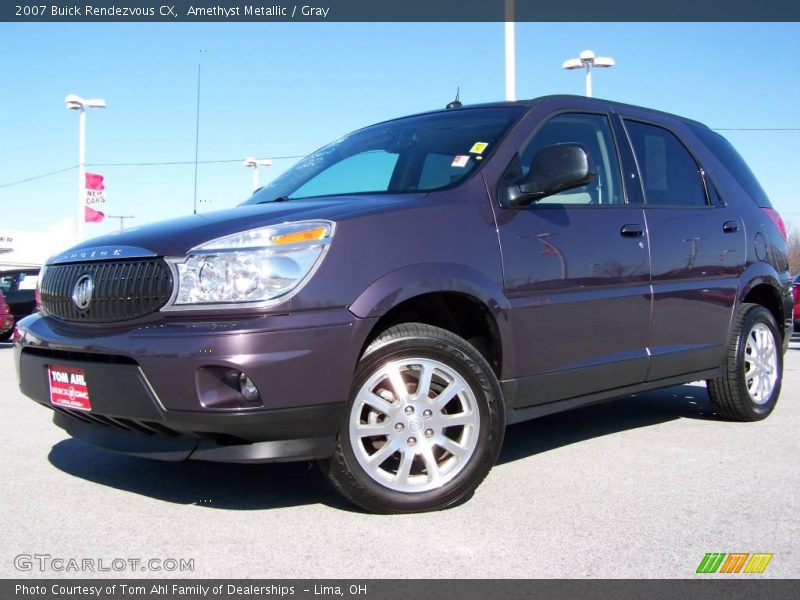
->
[422,94,710,129]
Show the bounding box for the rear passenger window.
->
[625,120,708,207]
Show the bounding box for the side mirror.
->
[502,143,596,208]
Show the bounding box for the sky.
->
[0,22,798,252]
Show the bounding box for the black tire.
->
[322,323,505,514]
[707,303,783,421]
[0,329,12,343]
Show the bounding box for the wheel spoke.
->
[415,363,434,400]
[395,448,415,485]
[387,365,409,402]
[367,438,399,465]
[357,389,395,416]
[354,421,393,438]
[436,436,468,460]
[439,412,474,428]
[421,447,441,484]
[432,380,463,409]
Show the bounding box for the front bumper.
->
[15,309,376,462]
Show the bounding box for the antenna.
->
[193,49,209,215]
[446,86,462,110]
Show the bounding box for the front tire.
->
[707,303,783,421]
[323,323,505,513]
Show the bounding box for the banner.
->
[84,172,106,223]
[2,1,799,22]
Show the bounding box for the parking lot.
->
[1,332,798,579]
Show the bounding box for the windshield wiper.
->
[255,196,292,205]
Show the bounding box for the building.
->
[0,223,76,270]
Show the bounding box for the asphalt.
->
[1,332,798,579]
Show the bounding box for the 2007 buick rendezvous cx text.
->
[14,95,793,513]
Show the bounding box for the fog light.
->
[196,366,264,409]
[238,373,261,403]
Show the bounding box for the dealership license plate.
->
[47,365,92,411]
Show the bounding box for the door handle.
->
[620,224,644,238]
[723,221,740,233]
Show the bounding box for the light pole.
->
[562,50,615,98]
[107,215,135,231]
[65,94,106,243]
[244,157,272,192]
[504,0,516,101]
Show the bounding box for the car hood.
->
[49,194,424,263]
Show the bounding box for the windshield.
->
[243,106,526,204]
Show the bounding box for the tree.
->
[788,225,800,276]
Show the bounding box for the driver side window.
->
[519,113,624,205]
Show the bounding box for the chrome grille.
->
[41,259,173,322]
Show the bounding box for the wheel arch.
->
[737,263,791,344]
[348,263,512,379]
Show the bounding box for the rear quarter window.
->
[688,124,771,207]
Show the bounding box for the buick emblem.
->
[71,274,94,311]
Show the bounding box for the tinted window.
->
[625,120,707,207]
[244,107,526,203]
[293,150,399,197]
[418,153,469,189]
[689,124,771,207]
[518,113,624,205]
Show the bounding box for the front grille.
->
[50,405,248,445]
[50,404,184,437]
[41,259,173,323]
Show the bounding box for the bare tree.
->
[788,225,800,276]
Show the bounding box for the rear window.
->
[689,124,771,207]
[0,274,17,294]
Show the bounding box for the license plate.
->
[47,365,92,411]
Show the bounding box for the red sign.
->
[84,171,106,222]
[48,365,92,411]
[85,205,105,223]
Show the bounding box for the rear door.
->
[495,108,652,406]
[618,117,745,380]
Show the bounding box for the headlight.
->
[169,220,334,307]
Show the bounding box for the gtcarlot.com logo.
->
[14,554,195,573]
[696,552,773,574]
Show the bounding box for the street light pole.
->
[77,107,86,244]
[562,50,615,98]
[504,0,516,101]
[65,94,106,244]
[244,157,273,192]
[106,215,135,231]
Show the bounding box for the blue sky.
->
[0,22,798,243]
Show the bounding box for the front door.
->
[495,110,652,407]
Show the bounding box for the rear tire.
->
[322,323,505,514]
[707,303,783,421]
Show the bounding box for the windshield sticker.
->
[469,142,489,154]
[451,155,470,168]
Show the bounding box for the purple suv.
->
[14,95,793,513]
